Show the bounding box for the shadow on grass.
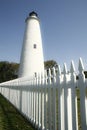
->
[0,94,36,130]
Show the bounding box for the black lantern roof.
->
[29,11,38,17]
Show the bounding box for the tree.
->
[44,60,58,70]
[44,60,58,78]
[0,61,19,83]
[84,71,87,78]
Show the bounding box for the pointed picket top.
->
[78,57,84,73]
[63,63,67,74]
[48,68,51,77]
[70,60,75,73]
[52,67,56,76]
[38,73,41,84]
[52,67,56,83]
[48,68,52,84]
[44,70,48,84]
[41,72,44,78]
[35,72,38,84]
[44,70,47,78]
[41,72,44,84]
[57,65,61,75]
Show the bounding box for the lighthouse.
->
[18,11,44,78]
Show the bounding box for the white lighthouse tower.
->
[18,11,44,78]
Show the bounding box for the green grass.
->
[0,94,36,130]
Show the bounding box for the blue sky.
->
[0,0,87,70]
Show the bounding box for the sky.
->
[0,0,87,71]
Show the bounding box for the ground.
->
[0,94,36,130]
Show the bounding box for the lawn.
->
[0,94,36,130]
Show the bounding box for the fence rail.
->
[0,58,87,130]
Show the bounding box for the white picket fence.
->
[0,58,87,130]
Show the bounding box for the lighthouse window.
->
[33,44,37,49]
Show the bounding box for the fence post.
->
[41,73,45,130]
[63,63,68,130]
[44,70,48,130]
[48,68,52,130]
[57,65,63,130]
[70,61,78,130]
[30,85,32,121]
[32,79,34,123]
[31,78,33,122]
[38,74,41,129]
[35,74,39,127]
[78,58,87,130]
[34,77,36,125]
[52,67,57,130]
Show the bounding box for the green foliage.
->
[84,71,87,78]
[44,60,58,69]
[76,71,87,80]
[0,61,19,83]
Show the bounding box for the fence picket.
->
[78,58,87,130]
[70,61,78,130]
[0,58,87,130]
[52,67,57,130]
